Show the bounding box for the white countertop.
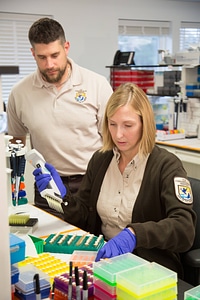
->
[8,204,84,238]
[156,138,200,152]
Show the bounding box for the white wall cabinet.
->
[158,144,200,179]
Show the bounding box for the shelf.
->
[0,66,19,75]
[106,64,182,69]
[148,93,177,97]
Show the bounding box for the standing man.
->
[7,17,113,218]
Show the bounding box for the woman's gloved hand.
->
[33,162,67,198]
[95,228,137,262]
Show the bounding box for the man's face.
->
[31,40,70,84]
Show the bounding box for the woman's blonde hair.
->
[101,82,156,156]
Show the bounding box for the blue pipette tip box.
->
[10,233,25,264]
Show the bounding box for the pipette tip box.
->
[184,285,200,299]
[116,261,177,299]
[15,264,51,300]
[10,233,25,264]
[93,253,149,299]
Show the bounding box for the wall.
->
[1,0,200,202]
[0,82,11,299]
[1,0,200,79]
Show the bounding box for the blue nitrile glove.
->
[33,162,67,198]
[95,228,136,262]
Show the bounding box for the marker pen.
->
[67,276,72,300]
[75,266,81,300]
[82,270,88,300]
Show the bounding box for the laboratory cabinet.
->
[157,142,200,179]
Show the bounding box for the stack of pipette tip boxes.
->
[93,253,177,300]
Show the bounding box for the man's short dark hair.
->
[28,18,66,46]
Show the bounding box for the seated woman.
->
[33,82,196,279]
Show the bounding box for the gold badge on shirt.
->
[75,89,87,103]
[174,177,193,204]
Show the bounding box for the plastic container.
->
[15,264,50,293]
[11,264,19,284]
[93,276,117,295]
[15,286,50,300]
[44,233,104,254]
[28,235,44,254]
[94,283,116,299]
[93,253,148,285]
[70,250,97,267]
[18,252,69,284]
[184,285,200,299]
[93,254,149,299]
[10,233,25,264]
[116,262,177,300]
[156,129,185,141]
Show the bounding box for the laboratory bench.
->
[156,138,200,179]
[10,204,195,300]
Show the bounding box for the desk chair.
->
[181,177,200,286]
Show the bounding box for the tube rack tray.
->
[44,233,104,254]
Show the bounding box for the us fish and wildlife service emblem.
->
[75,90,87,103]
[174,177,193,204]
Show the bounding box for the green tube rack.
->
[44,233,105,254]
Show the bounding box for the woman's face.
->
[108,104,143,156]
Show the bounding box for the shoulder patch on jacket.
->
[174,177,193,204]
